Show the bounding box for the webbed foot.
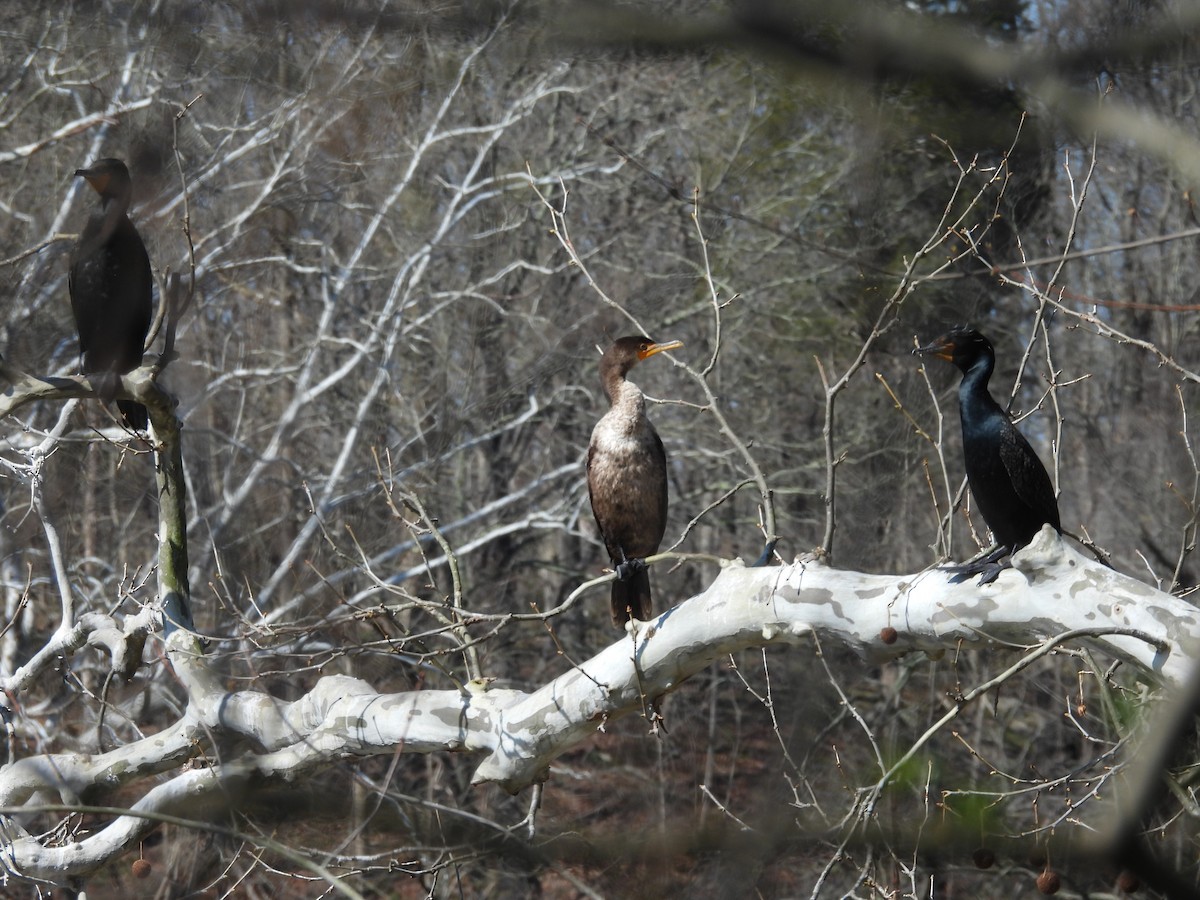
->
[941,546,1011,585]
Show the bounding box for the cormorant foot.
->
[941,551,1012,585]
[973,560,1010,585]
[614,557,647,582]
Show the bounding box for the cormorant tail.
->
[610,568,652,625]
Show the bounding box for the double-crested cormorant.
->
[915,326,1061,583]
[587,335,683,625]
[69,158,153,430]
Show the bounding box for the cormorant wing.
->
[998,425,1061,532]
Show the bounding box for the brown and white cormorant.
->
[587,335,683,625]
[915,326,1061,583]
[69,158,153,430]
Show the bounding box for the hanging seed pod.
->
[1116,869,1140,893]
[1036,868,1061,895]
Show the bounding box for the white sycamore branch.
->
[0,527,1192,883]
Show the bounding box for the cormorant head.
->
[75,158,133,203]
[914,326,994,374]
[601,335,684,378]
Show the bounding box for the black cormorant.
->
[587,336,683,625]
[69,158,153,430]
[915,326,1061,583]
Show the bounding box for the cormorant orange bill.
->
[586,336,682,624]
[69,158,153,431]
[915,326,1061,584]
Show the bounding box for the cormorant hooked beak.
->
[638,339,683,361]
[75,168,112,195]
[912,338,953,362]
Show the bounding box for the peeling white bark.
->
[473,527,1192,791]
[1,528,1194,883]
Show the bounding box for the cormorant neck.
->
[601,368,646,421]
[600,359,633,405]
[101,189,132,217]
[957,351,1002,416]
[959,351,994,393]
[78,195,128,257]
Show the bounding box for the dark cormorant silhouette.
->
[587,335,683,625]
[69,158,153,430]
[915,327,1061,583]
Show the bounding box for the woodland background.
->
[2,0,1200,897]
